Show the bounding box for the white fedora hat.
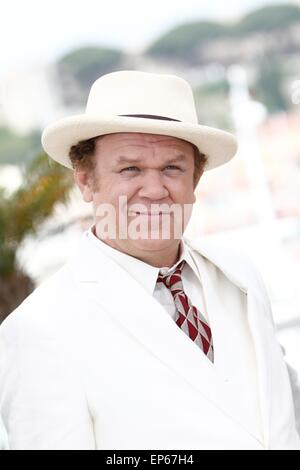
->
[42,70,238,171]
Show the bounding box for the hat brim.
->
[41,114,238,171]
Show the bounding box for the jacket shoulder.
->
[185,236,274,323]
[186,237,263,284]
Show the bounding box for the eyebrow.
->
[115,154,187,165]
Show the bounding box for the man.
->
[0,70,299,450]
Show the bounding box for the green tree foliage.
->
[0,153,73,321]
[255,58,288,113]
[233,4,300,35]
[58,46,124,90]
[146,4,300,61]
[147,22,228,62]
[0,127,41,165]
[193,80,232,130]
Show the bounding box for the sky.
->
[0,0,298,76]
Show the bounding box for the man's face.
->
[75,132,202,257]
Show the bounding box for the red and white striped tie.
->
[157,260,214,363]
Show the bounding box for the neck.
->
[93,227,181,267]
[126,243,182,268]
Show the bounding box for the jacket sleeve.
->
[283,354,300,437]
[0,308,95,450]
[0,415,8,450]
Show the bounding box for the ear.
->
[193,168,204,192]
[73,168,93,202]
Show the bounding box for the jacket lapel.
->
[71,234,266,445]
[185,237,271,447]
[245,291,271,448]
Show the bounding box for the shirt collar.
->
[86,226,201,295]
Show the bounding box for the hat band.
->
[119,114,181,122]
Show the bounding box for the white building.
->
[0,64,64,134]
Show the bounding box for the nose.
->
[137,169,169,200]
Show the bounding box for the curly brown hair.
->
[69,135,207,188]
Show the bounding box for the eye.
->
[164,165,181,171]
[120,166,140,173]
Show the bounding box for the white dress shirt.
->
[87,226,208,322]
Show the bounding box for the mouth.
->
[128,211,169,216]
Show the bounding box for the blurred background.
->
[0,0,299,374]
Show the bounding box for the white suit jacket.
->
[0,232,299,450]
[0,416,8,450]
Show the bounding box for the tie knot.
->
[157,260,185,290]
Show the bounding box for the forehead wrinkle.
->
[111,143,191,157]
[116,155,141,164]
[115,153,188,165]
[111,141,187,150]
[99,133,192,150]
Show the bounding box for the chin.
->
[129,236,178,252]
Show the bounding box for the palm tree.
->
[0,154,73,323]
